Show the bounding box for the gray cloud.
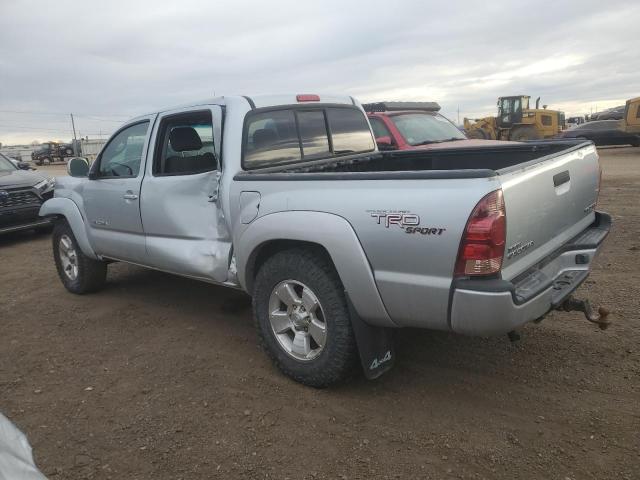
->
[1,0,639,144]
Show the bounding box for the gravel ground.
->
[1,147,638,479]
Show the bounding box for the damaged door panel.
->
[140,105,232,282]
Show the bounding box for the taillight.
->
[454,189,506,277]
[296,94,320,102]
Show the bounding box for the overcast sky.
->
[1,0,639,145]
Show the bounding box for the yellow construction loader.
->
[464,95,565,141]
[623,96,640,135]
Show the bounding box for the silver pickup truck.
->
[40,94,611,387]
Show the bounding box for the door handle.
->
[553,171,570,187]
[123,193,138,200]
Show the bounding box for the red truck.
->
[364,102,505,150]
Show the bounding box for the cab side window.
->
[155,111,218,176]
[98,121,149,177]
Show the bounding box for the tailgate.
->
[499,143,600,281]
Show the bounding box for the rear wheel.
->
[253,248,358,387]
[34,158,43,166]
[510,126,542,141]
[52,221,107,294]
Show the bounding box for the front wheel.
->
[510,126,542,141]
[52,221,107,294]
[466,128,488,140]
[253,248,358,387]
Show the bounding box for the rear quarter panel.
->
[231,176,500,330]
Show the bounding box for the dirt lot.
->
[1,148,639,479]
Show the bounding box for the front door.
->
[83,118,154,262]
[140,106,231,282]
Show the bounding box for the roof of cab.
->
[127,94,358,124]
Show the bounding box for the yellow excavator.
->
[464,95,565,141]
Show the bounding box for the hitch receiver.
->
[557,295,610,330]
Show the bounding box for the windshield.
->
[0,153,18,172]
[390,113,466,145]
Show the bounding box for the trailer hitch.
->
[557,296,611,330]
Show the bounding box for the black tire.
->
[466,128,488,140]
[34,159,43,166]
[52,221,107,294]
[253,248,359,387]
[510,126,542,141]
[43,157,52,165]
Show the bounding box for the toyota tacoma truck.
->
[40,94,611,387]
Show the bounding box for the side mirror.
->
[376,136,394,150]
[67,157,90,177]
[17,161,32,170]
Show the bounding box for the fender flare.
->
[39,197,97,259]
[237,211,396,328]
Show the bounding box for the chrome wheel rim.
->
[268,280,327,361]
[59,234,78,281]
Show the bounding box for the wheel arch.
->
[39,197,98,259]
[246,239,331,293]
[237,211,395,327]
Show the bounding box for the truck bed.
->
[234,138,601,332]
[235,139,590,177]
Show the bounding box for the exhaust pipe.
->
[535,97,540,109]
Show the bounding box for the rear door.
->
[83,118,154,262]
[499,144,600,281]
[139,105,231,282]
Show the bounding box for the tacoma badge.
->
[507,240,534,259]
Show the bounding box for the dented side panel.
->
[138,105,232,283]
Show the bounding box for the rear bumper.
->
[450,211,611,336]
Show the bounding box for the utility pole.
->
[70,114,78,156]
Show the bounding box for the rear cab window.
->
[243,106,374,169]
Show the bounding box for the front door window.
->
[98,122,149,178]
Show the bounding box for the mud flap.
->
[346,293,396,380]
